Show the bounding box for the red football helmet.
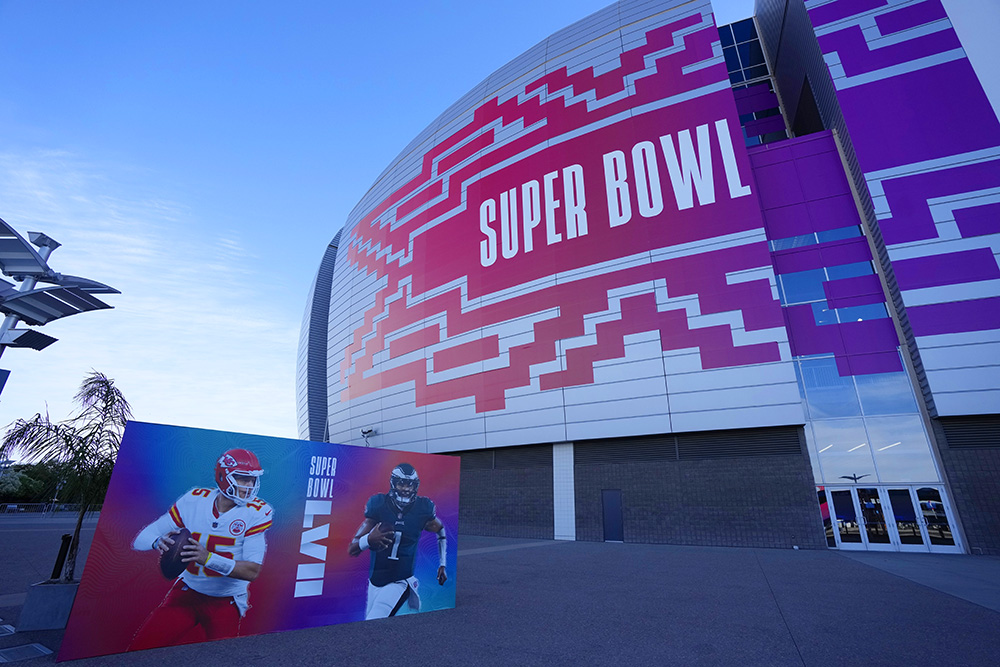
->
[215,449,263,505]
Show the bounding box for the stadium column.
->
[552,442,576,540]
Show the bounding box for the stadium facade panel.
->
[299,0,1000,554]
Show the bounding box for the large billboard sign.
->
[59,422,460,661]
[322,0,803,450]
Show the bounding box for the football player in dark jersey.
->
[348,463,447,619]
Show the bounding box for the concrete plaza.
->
[2,514,999,665]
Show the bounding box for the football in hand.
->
[159,528,192,579]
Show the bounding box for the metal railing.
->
[0,502,102,515]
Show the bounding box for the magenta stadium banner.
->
[339,19,778,411]
[59,421,460,661]
[322,2,798,449]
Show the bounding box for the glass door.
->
[917,487,962,554]
[820,486,963,553]
[885,488,926,552]
[856,488,894,551]
[829,488,865,550]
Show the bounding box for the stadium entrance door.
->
[825,485,963,553]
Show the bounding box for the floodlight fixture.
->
[0,217,119,367]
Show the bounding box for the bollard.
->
[50,534,72,581]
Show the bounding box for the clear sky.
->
[0,0,995,440]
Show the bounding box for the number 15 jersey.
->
[134,487,273,599]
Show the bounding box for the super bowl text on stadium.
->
[478,118,751,267]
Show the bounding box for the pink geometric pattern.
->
[335,12,786,413]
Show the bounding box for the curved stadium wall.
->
[303,0,803,451]
[298,0,1000,553]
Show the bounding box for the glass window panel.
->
[755,107,780,119]
[812,301,838,325]
[887,489,924,545]
[817,488,836,546]
[866,415,939,483]
[779,268,827,303]
[801,357,863,419]
[855,369,918,415]
[769,233,817,251]
[744,135,761,147]
[817,226,861,243]
[830,489,862,542]
[723,46,741,72]
[812,418,875,483]
[729,70,745,84]
[747,65,770,80]
[747,41,766,67]
[719,25,735,48]
[836,303,888,323]
[731,18,757,43]
[826,261,873,280]
[737,43,751,68]
[917,488,955,545]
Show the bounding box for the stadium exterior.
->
[298,0,1000,555]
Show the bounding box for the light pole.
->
[0,217,118,389]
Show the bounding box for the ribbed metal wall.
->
[295,231,340,442]
[574,426,804,463]
[939,416,1000,449]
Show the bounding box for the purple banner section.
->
[824,274,885,308]
[734,83,780,115]
[893,249,1000,290]
[819,24,961,77]
[809,0,888,28]
[879,161,1000,245]
[955,202,1000,238]
[772,237,872,274]
[808,0,1000,354]
[834,62,1000,172]
[751,131,898,376]
[762,194,860,238]
[908,297,1000,335]
[785,304,901,375]
[875,0,948,36]
[745,114,786,137]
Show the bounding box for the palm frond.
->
[1,371,133,582]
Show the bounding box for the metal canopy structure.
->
[0,217,119,357]
[0,225,50,278]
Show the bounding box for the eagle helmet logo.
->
[388,463,419,508]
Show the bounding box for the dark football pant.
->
[130,580,241,651]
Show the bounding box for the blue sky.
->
[0,0,996,440]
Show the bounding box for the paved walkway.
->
[2,517,999,665]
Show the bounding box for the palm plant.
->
[1,371,131,582]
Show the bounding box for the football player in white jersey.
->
[129,449,273,650]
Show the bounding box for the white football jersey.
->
[164,487,273,598]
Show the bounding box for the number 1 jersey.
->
[364,493,435,587]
